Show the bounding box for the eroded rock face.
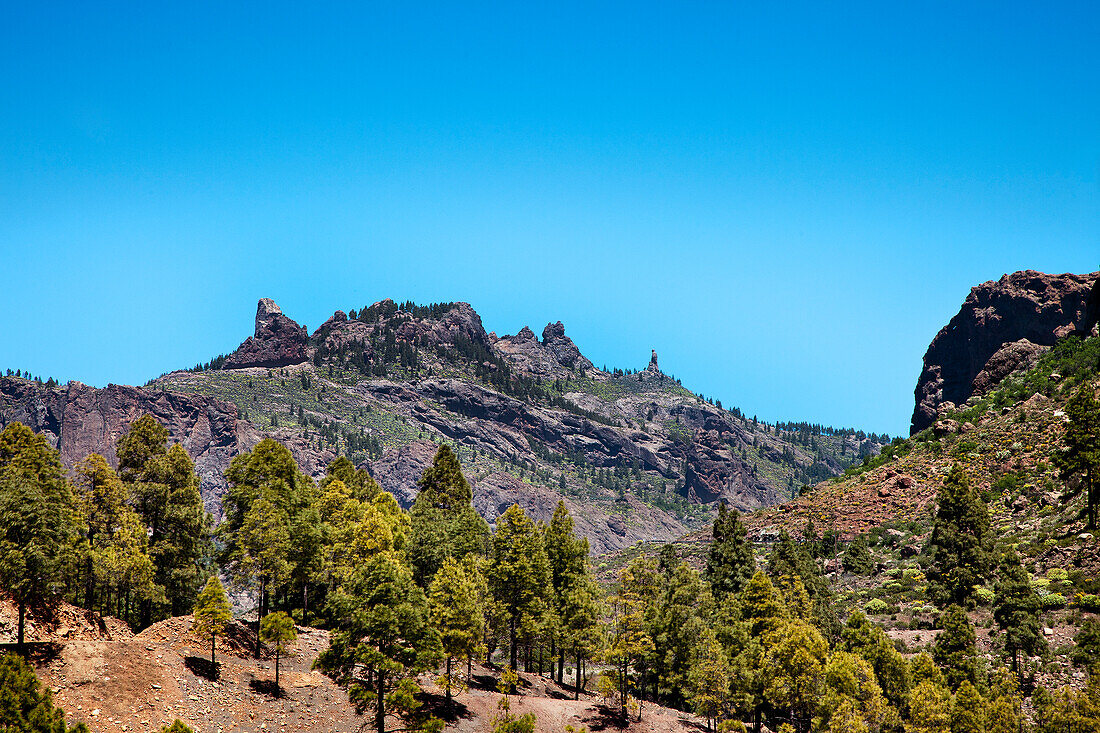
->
[682,428,780,510]
[911,270,1100,434]
[541,322,594,372]
[224,298,310,369]
[0,378,254,517]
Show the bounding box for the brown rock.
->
[911,270,1099,434]
[223,299,310,369]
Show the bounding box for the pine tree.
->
[907,680,952,733]
[261,611,297,692]
[1071,618,1100,671]
[488,504,551,671]
[842,535,873,576]
[429,557,485,701]
[0,423,82,648]
[192,576,232,666]
[1053,385,1100,529]
[705,503,755,601]
[603,558,657,720]
[408,445,490,587]
[949,681,985,733]
[544,501,590,684]
[933,606,979,690]
[925,467,992,607]
[316,551,442,733]
[688,628,731,731]
[763,620,827,733]
[0,652,89,733]
[819,651,890,733]
[992,548,1044,675]
[839,612,910,714]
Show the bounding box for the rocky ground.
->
[2,597,707,733]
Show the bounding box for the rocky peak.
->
[224,298,310,369]
[647,349,659,372]
[911,270,1100,434]
[541,321,594,372]
[513,326,537,343]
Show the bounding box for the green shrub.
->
[1076,594,1100,612]
[1041,593,1067,610]
[865,598,889,614]
[972,586,995,606]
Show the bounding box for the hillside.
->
[1,297,886,554]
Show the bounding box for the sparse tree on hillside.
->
[705,502,755,601]
[1053,385,1100,529]
[315,551,442,733]
[992,549,1045,676]
[261,611,298,692]
[429,556,484,701]
[842,535,873,576]
[488,504,551,672]
[933,606,980,691]
[926,467,992,607]
[408,445,489,588]
[0,652,89,733]
[192,575,232,666]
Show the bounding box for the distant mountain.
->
[0,298,887,553]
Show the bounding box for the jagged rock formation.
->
[0,378,255,517]
[2,297,883,554]
[911,270,1100,434]
[223,298,310,369]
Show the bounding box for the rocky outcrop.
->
[0,378,254,517]
[912,271,1100,433]
[682,428,780,509]
[541,322,594,372]
[970,339,1047,396]
[647,350,659,372]
[224,299,310,369]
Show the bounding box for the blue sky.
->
[1,2,1097,436]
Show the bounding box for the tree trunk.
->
[211,631,216,666]
[256,576,266,657]
[17,599,26,649]
[575,648,581,700]
[375,670,386,733]
[275,648,281,692]
[509,617,518,671]
[445,657,452,701]
[558,647,565,685]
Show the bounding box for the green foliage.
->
[1034,673,1100,733]
[192,575,232,665]
[687,628,731,730]
[315,551,442,733]
[933,606,979,691]
[408,445,489,587]
[1053,384,1100,528]
[842,534,873,576]
[926,467,992,607]
[492,667,537,733]
[261,611,298,690]
[992,549,1045,674]
[488,504,551,671]
[428,557,485,699]
[158,721,193,733]
[906,680,952,733]
[950,681,984,733]
[1071,619,1100,670]
[763,620,828,733]
[705,503,755,601]
[0,423,82,647]
[0,653,88,733]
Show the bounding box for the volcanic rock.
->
[970,339,1047,396]
[911,270,1099,433]
[541,322,594,372]
[224,299,310,369]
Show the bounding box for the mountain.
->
[0,297,886,553]
[911,269,1099,434]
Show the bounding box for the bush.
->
[1076,594,1100,612]
[1041,593,1067,610]
[865,598,890,614]
[972,586,995,606]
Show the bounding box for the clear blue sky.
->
[2,2,1097,436]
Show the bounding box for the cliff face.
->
[911,270,1100,434]
[0,378,254,517]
